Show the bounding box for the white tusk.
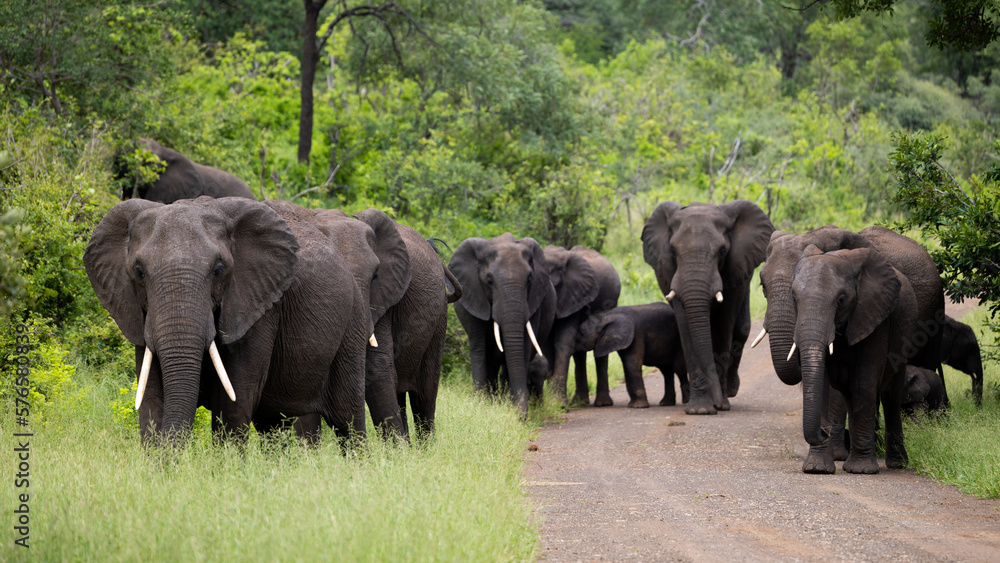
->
[716,291,724,303]
[750,328,767,349]
[369,333,378,347]
[829,342,834,356]
[526,321,544,359]
[664,290,676,303]
[135,347,153,410]
[494,321,504,352]
[786,342,797,362]
[209,341,236,402]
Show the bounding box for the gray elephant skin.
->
[294,208,462,440]
[115,138,256,203]
[758,225,947,460]
[641,200,774,414]
[941,315,985,405]
[84,197,369,446]
[903,365,947,417]
[450,233,556,413]
[791,245,917,474]
[543,245,621,407]
[576,302,689,408]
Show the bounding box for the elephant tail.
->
[444,265,463,303]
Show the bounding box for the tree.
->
[817,0,1000,51]
[889,131,1000,328]
[298,1,417,163]
[0,1,175,118]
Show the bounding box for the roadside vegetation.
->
[2,0,999,559]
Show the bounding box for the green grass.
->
[903,306,1000,499]
[1,375,538,561]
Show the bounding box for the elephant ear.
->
[764,230,790,262]
[354,208,413,318]
[593,312,635,358]
[642,201,682,294]
[722,200,774,287]
[545,246,599,318]
[811,225,871,252]
[84,199,163,345]
[450,238,491,321]
[143,139,202,203]
[212,198,300,344]
[520,237,553,316]
[842,248,901,346]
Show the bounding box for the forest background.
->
[1,1,999,559]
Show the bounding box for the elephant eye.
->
[133,264,145,280]
[837,294,847,308]
[485,273,494,286]
[213,262,226,278]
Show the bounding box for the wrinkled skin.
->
[941,315,985,406]
[902,365,948,418]
[576,303,689,408]
[115,139,256,203]
[84,197,368,447]
[791,246,916,474]
[760,225,947,459]
[450,234,556,414]
[543,245,621,407]
[642,201,773,414]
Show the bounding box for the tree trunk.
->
[298,1,326,163]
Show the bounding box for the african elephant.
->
[903,365,947,418]
[941,315,985,405]
[791,246,917,474]
[576,303,689,408]
[84,197,368,446]
[542,245,621,407]
[295,210,463,440]
[450,234,557,413]
[114,138,256,203]
[641,200,774,414]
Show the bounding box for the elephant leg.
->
[659,362,677,406]
[726,290,752,398]
[549,324,576,406]
[972,373,984,407]
[621,353,648,408]
[136,349,165,447]
[366,318,406,441]
[293,414,323,446]
[578,351,600,406]
[710,306,738,411]
[841,386,881,475]
[882,369,908,469]
[591,353,611,407]
[828,388,850,461]
[677,366,690,404]
[408,323,446,440]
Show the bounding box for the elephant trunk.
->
[763,285,802,385]
[497,285,530,413]
[800,345,829,446]
[674,279,724,408]
[144,274,216,444]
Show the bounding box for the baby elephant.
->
[576,303,688,408]
[902,365,947,418]
[941,315,985,406]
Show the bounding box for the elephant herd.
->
[95,140,985,476]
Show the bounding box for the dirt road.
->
[525,303,1000,561]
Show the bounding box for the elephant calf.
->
[902,365,947,418]
[941,315,985,406]
[576,303,689,408]
[115,138,256,203]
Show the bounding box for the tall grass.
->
[904,307,1000,499]
[1,375,538,561]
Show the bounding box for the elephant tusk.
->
[209,341,236,402]
[750,328,767,348]
[786,342,797,362]
[494,321,504,352]
[715,291,724,303]
[828,342,834,356]
[664,290,676,303]
[369,333,378,347]
[134,346,153,410]
[526,321,544,359]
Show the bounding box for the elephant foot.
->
[842,453,880,474]
[715,397,731,411]
[726,373,740,398]
[684,396,717,415]
[659,395,676,407]
[570,393,590,407]
[885,450,908,470]
[628,397,650,408]
[802,447,836,474]
[832,443,850,462]
[593,393,614,407]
